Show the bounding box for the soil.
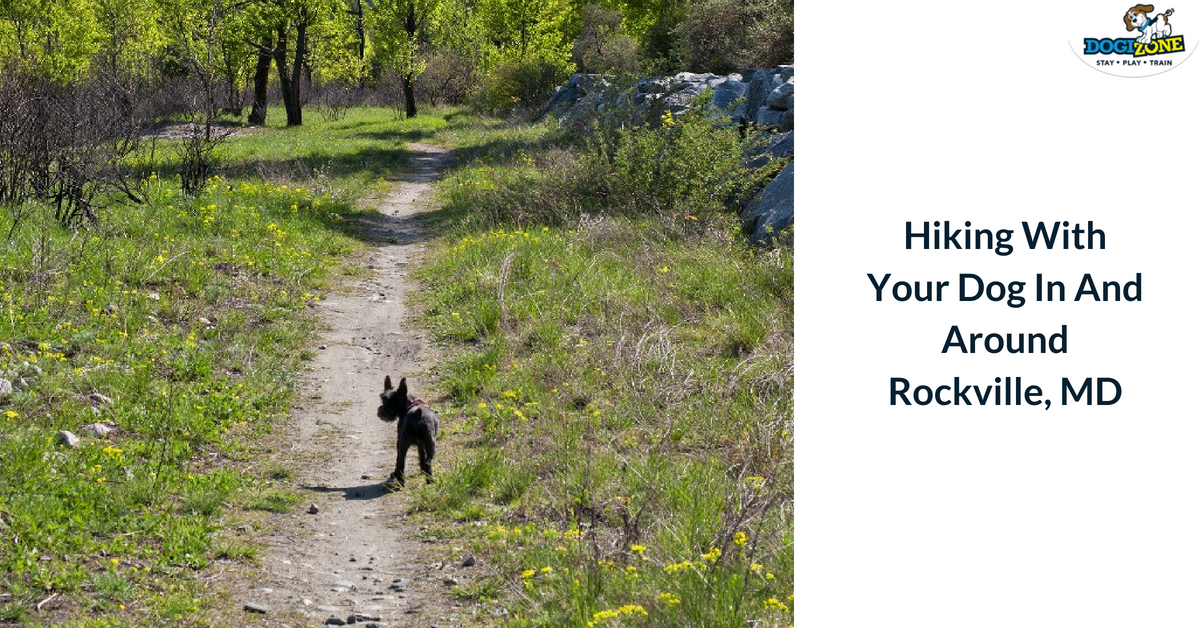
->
[216,144,479,628]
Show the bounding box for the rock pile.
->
[543,66,794,132]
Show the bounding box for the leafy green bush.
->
[572,4,640,75]
[671,0,795,73]
[443,91,777,230]
[474,54,576,116]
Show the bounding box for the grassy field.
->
[410,114,795,627]
[0,106,793,627]
[0,107,442,625]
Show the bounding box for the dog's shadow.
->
[301,481,394,501]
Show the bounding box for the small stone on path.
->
[308,503,320,514]
[243,602,268,614]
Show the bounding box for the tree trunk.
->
[403,4,419,118]
[273,24,302,126]
[290,18,308,126]
[248,40,272,125]
[402,72,417,118]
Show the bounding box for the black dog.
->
[377,375,439,486]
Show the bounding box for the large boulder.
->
[741,162,794,246]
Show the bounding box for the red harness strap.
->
[408,396,430,410]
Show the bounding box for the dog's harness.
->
[408,396,430,410]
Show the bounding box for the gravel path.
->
[229,144,472,628]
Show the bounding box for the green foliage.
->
[572,4,639,75]
[0,107,442,623]
[440,91,778,228]
[469,0,576,114]
[416,114,794,627]
[0,0,106,79]
[671,0,794,73]
[474,53,575,115]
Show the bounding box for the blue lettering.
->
[1082,37,1136,54]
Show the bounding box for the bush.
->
[572,4,640,75]
[445,89,776,228]
[583,94,768,219]
[671,0,794,73]
[313,81,365,122]
[473,54,575,117]
[0,68,152,229]
[415,49,479,107]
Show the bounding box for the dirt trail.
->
[232,144,469,627]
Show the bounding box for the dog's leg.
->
[393,430,412,486]
[418,439,435,483]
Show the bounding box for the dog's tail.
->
[1165,8,1174,19]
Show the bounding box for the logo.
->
[1073,4,1193,76]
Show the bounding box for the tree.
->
[572,3,637,74]
[0,0,106,80]
[368,0,437,118]
[471,0,575,113]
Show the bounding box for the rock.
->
[243,602,268,614]
[332,579,357,591]
[710,77,749,118]
[346,615,357,625]
[388,579,408,591]
[308,503,320,514]
[742,162,795,246]
[325,617,347,626]
[747,131,794,168]
[82,422,116,438]
[461,555,477,568]
[56,431,80,449]
[442,577,458,587]
[754,106,791,131]
[0,378,12,399]
[766,78,795,110]
[744,69,781,120]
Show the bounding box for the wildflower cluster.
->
[588,604,648,627]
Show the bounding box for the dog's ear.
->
[398,377,408,399]
[384,375,393,391]
[1125,11,1134,30]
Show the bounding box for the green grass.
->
[412,115,794,627]
[0,106,446,625]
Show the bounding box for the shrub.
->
[0,68,152,229]
[671,0,794,74]
[473,54,575,116]
[444,90,776,228]
[415,49,479,106]
[572,4,640,75]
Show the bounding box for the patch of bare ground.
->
[207,144,480,628]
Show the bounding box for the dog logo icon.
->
[1124,5,1174,44]
[1076,3,1189,75]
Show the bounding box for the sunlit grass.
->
[0,106,444,625]
[413,115,794,627]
